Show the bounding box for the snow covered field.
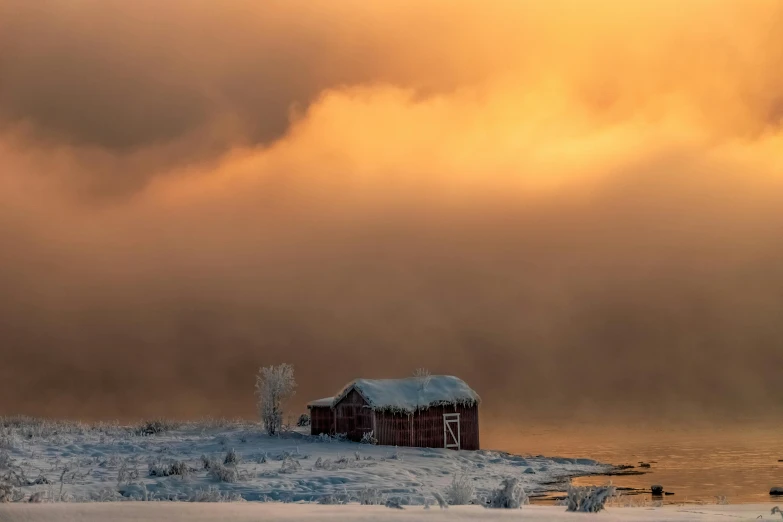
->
[2,502,783,521]
[0,418,611,505]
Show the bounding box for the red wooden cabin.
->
[307,375,480,451]
[306,397,334,436]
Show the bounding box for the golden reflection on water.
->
[484,422,783,504]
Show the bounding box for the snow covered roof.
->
[333,375,480,413]
[307,397,334,408]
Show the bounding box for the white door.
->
[443,413,461,450]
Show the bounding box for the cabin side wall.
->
[334,388,373,441]
[373,410,413,447]
[309,406,334,436]
[374,403,479,450]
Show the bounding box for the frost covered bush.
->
[0,432,15,450]
[147,460,170,477]
[224,448,240,466]
[445,473,475,505]
[318,489,352,505]
[189,486,243,502]
[315,457,339,471]
[433,491,449,509]
[358,486,384,505]
[148,459,193,478]
[255,363,297,436]
[117,461,139,486]
[385,497,405,509]
[485,477,528,509]
[297,414,310,427]
[564,484,615,513]
[279,455,301,474]
[0,416,96,440]
[385,447,402,461]
[207,462,239,483]
[135,419,179,436]
[360,431,377,445]
[0,481,14,503]
[0,451,11,469]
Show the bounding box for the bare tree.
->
[255,363,297,436]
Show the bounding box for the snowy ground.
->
[2,503,783,521]
[0,418,612,505]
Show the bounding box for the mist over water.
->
[486,421,783,503]
[1,0,783,424]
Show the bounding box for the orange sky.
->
[1,0,782,422]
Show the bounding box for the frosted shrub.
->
[148,460,170,477]
[280,455,301,474]
[360,431,377,445]
[297,414,310,427]
[0,432,15,450]
[117,461,139,486]
[485,477,528,509]
[135,419,179,436]
[565,485,615,513]
[358,486,384,505]
[148,459,193,478]
[224,448,240,466]
[433,491,449,509]
[385,497,405,509]
[201,454,216,470]
[0,482,14,503]
[255,363,297,436]
[314,457,342,471]
[445,473,475,505]
[189,486,243,502]
[318,488,352,505]
[0,451,11,469]
[208,463,239,483]
[169,460,193,477]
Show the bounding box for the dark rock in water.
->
[605,467,646,476]
[651,485,664,496]
[664,492,675,496]
[770,487,783,496]
[524,467,536,474]
[638,462,652,468]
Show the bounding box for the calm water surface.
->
[497,424,783,504]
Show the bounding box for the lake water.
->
[488,423,783,504]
